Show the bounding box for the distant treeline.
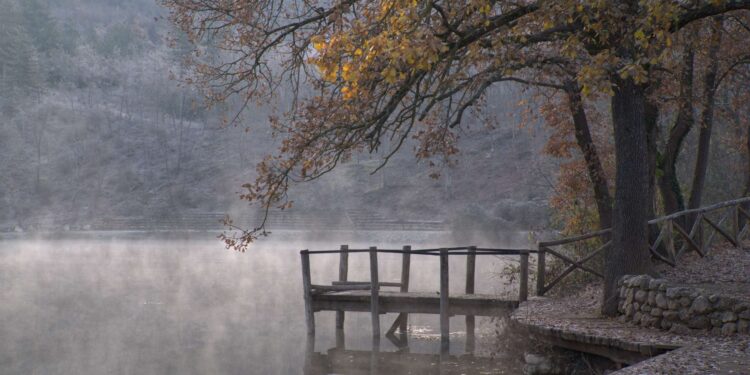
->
[0,0,550,233]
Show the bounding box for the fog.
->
[1,231,532,374]
[1,0,552,373]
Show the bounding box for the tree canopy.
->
[164,0,750,314]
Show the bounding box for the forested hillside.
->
[0,0,551,233]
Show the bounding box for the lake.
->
[0,231,533,374]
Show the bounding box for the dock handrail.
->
[301,245,533,350]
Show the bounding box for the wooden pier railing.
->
[300,245,534,350]
[536,197,750,296]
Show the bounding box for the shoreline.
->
[510,244,750,374]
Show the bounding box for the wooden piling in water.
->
[520,251,529,302]
[369,247,380,338]
[439,248,449,351]
[336,244,349,329]
[336,327,345,350]
[301,250,315,336]
[465,246,476,352]
[398,245,411,333]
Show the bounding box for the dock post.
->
[439,248,450,353]
[301,250,315,336]
[335,327,345,350]
[536,246,546,296]
[304,332,314,375]
[369,246,380,339]
[465,246,476,353]
[336,245,349,329]
[398,245,411,333]
[520,250,529,302]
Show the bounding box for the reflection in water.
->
[0,231,528,374]
[304,330,520,374]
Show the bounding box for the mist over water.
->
[0,230,531,374]
[1,0,551,373]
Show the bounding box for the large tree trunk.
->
[658,41,694,215]
[603,77,654,316]
[746,119,750,196]
[566,83,613,230]
[688,18,722,211]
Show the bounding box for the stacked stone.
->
[617,275,749,336]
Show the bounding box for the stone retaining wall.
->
[617,275,749,336]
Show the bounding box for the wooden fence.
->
[536,197,750,296]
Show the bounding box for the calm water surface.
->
[0,231,530,374]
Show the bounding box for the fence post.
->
[695,214,704,252]
[370,247,380,338]
[439,248,450,352]
[665,220,675,260]
[734,205,741,248]
[519,250,529,302]
[398,245,411,333]
[336,245,349,329]
[301,250,315,336]
[536,245,546,296]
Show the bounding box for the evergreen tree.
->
[0,0,44,115]
[19,0,60,55]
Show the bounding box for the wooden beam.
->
[332,281,401,287]
[649,224,667,255]
[312,284,371,292]
[673,221,704,257]
[312,291,518,315]
[539,242,608,295]
[665,220,675,263]
[301,250,315,336]
[649,245,676,267]
[543,246,603,278]
[702,210,730,254]
[677,214,703,257]
[399,245,411,333]
[466,246,476,295]
[465,246,476,353]
[386,314,406,337]
[536,246,546,296]
[538,228,611,247]
[734,206,741,248]
[703,215,738,247]
[737,207,750,247]
[739,221,750,247]
[519,251,529,302]
[369,247,380,338]
[335,327,345,350]
[649,196,750,224]
[336,244,348,329]
[439,248,449,352]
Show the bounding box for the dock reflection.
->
[304,330,510,375]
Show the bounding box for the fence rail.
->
[536,197,750,296]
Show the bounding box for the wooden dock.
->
[300,245,533,350]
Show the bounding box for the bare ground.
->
[511,244,750,374]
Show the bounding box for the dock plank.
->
[312,291,517,316]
